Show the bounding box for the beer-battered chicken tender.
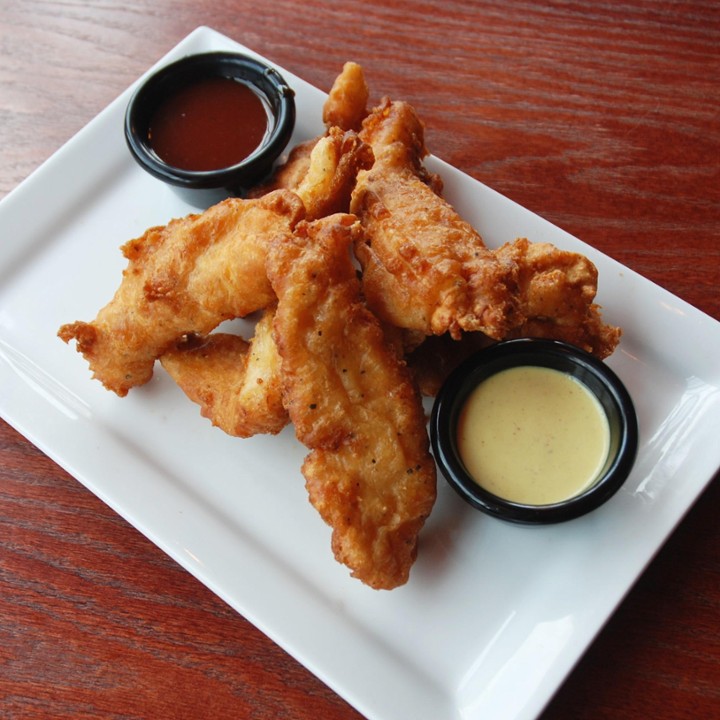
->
[160,307,288,438]
[322,61,370,132]
[251,62,373,217]
[58,190,304,396]
[252,127,373,220]
[407,239,620,394]
[267,213,437,590]
[351,98,519,340]
[291,128,373,220]
[496,238,621,358]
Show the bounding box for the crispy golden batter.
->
[292,128,373,219]
[251,62,373,216]
[322,61,370,132]
[496,238,621,358]
[160,307,288,438]
[407,239,621,395]
[351,98,519,340]
[267,213,437,590]
[250,137,317,198]
[58,190,304,396]
[252,127,373,220]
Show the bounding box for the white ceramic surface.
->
[1,26,719,720]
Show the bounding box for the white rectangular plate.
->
[1,27,719,720]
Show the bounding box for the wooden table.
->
[1,2,718,718]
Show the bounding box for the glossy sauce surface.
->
[147,76,269,171]
[457,366,610,505]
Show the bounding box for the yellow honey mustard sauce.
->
[457,366,610,505]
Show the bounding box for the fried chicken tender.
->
[251,62,373,217]
[251,128,373,220]
[159,307,288,438]
[58,190,305,396]
[351,98,519,340]
[291,128,373,219]
[407,239,621,395]
[322,61,370,132]
[496,237,621,358]
[267,213,437,590]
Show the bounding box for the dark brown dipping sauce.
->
[147,76,269,171]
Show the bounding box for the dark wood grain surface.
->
[1,2,718,718]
